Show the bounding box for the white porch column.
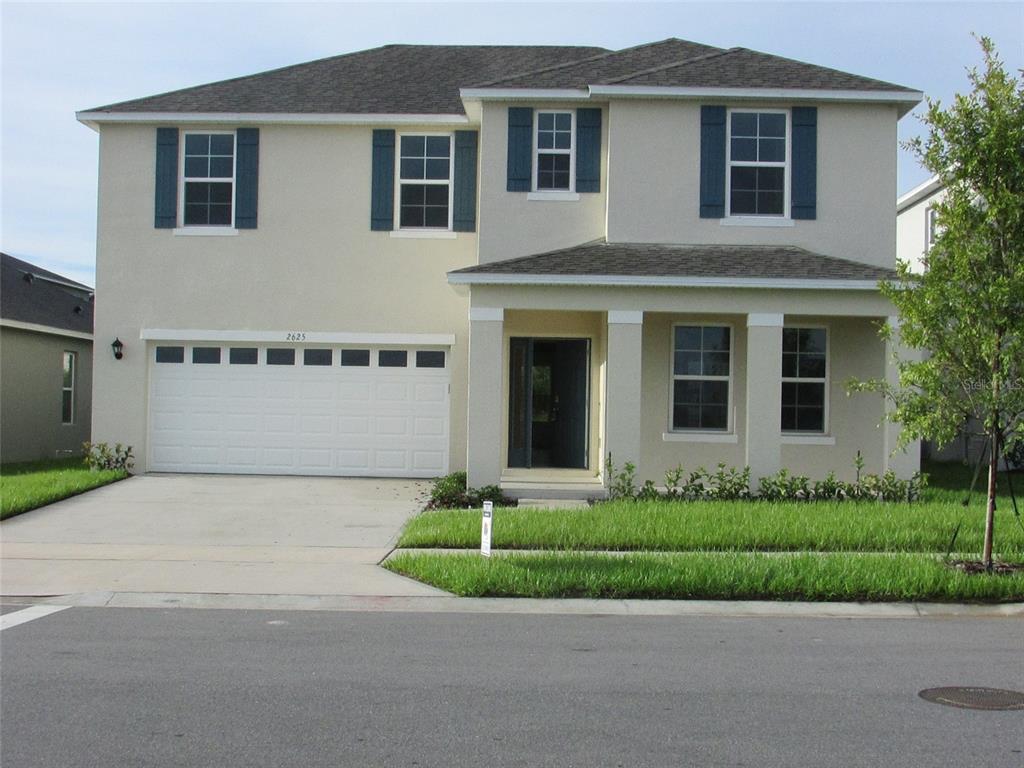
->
[883,316,922,478]
[745,313,784,486]
[466,307,504,488]
[605,311,644,473]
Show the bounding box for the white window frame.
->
[725,108,790,219]
[179,130,237,229]
[781,324,830,435]
[532,110,576,194]
[925,206,939,251]
[394,131,454,232]
[61,351,76,425]
[668,322,734,434]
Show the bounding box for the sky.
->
[1,1,1021,286]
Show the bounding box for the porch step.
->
[516,498,592,510]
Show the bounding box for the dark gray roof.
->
[1,253,94,334]
[83,39,916,117]
[84,45,609,115]
[450,241,896,282]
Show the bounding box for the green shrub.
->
[605,454,637,501]
[82,442,134,473]
[427,472,512,509]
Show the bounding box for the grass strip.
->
[384,551,1024,602]
[0,458,128,520]
[398,501,1024,555]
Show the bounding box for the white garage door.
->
[148,343,450,477]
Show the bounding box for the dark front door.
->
[508,338,589,469]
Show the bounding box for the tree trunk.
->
[983,431,998,570]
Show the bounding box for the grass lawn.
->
[384,551,1024,602]
[0,458,128,520]
[390,460,1024,601]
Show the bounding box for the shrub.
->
[605,454,637,501]
[82,442,134,473]
[426,472,513,509]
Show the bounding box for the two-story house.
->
[78,39,923,497]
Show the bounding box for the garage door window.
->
[192,347,221,364]
[416,351,445,368]
[304,349,332,366]
[229,347,258,365]
[266,348,295,365]
[341,349,370,367]
[379,350,408,368]
[156,346,185,363]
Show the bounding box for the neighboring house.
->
[77,39,923,496]
[896,175,943,275]
[0,253,94,463]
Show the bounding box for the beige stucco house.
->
[1,253,94,463]
[78,39,923,496]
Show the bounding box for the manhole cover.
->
[919,687,1024,711]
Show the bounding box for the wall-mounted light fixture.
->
[111,338,124,360]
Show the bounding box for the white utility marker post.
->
[481,500,493,557]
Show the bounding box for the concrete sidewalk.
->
[0,474,445,598]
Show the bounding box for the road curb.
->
[24,591,1024,619]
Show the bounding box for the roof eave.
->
[75,111,472,127]
[447,272,890,291]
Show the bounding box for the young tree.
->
[864,37,1023,568]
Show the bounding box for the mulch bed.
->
[947,559,1024,575]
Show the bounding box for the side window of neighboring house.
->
[671,325,732,432]
[781,328,828,433]
[397,134,453,229]
[926,206,939,250]
[61,351,76,425]
[182,132,235,226]
[534,111,574,191]
[727,111,787,217]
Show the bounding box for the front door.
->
[508,338,589,469]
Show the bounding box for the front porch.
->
[458,284,922,498]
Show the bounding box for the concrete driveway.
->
[0,474,444,599]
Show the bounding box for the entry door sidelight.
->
[507,337,590,470]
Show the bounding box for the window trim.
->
[532,110,576,193]
[394,131,454,232]
[179,129,237,229]
[725,108,790,219]
[668,322,735,434]
[61,351,76,425]
[925,206,939,251]
[781,324,830,435]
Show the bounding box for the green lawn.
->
[384,551,1024,602]
[0,458,128,520]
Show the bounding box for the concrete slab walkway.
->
[0,474,445,598]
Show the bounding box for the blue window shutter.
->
[506,107,533,192]
[699,106,726,218]
[371,129,395,231]
[154,127,178,228]
[235,128,259,229]
[453,131,478,232]
[575,108,602,193]
[791,107,817,220]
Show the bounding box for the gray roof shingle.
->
[83,39,916,117]
[450,241,896,282]
[1,253,94,334]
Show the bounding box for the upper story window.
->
[398,134,452,229]
[781,327,827,433]
[534,111,574,191]
[727,111,788,217]
[182,132,235,227]
[671,325,732,432]
[926,206,939,250]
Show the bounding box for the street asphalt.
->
[1,604,1022,767]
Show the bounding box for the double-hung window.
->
[781,327,827,433]
[534,111,573,191]
[671,325,731,431]
[398,134,452,229]
[182,132,235,226]
[727,111,787,217]
[926,207,939,251]
[61,351,76,425]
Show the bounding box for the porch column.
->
[605,311,644,473]
[745,313,784,486]
[883,316,921,478]
[466,307,505,488]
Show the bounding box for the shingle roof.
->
[1,253,94,334]
[84,45,609,115]
[449,241,896,283]
[83,39,917,117]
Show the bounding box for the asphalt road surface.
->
[1,604,1021,767]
